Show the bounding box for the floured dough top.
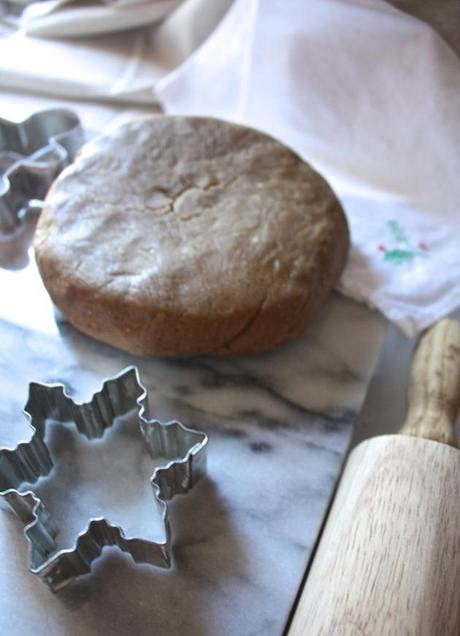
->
[34,116,349,356]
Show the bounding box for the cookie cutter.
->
[0,108,84,235]
[0,366,208,591]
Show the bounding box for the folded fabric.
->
[156,0,460,336]
[0,0,231,102]
[20,0,180,38]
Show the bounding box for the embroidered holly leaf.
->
[380,219,430,265]
[383,248,415,264]
[387,219,408,244]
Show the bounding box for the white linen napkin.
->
[0,0,232,102]
[156,0,460,336]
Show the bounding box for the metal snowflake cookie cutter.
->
[0,366,208,591]
[0,108,84,234]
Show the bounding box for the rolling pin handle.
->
[399,317,460,448]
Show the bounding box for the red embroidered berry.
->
[418,241,428,251]
[378,245,386,252]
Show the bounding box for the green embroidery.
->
[379,219,429,265]
[384,248,416,265]
[387,219,408,244]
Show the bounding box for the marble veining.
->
[0,237,385,635]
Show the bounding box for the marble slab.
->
[0,219,385,635]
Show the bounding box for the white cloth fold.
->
[20,0,180,38]
[0,0,232,102]
[157,0,460,335]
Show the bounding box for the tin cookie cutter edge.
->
[0,108,84,235]
[0,366,208,591]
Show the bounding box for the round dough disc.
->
[34,116,349,357]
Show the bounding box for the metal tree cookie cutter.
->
[0,108,84,235]
[0,366,208,591]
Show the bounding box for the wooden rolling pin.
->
[289,317,460,636]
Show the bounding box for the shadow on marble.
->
[50,479,242,636]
